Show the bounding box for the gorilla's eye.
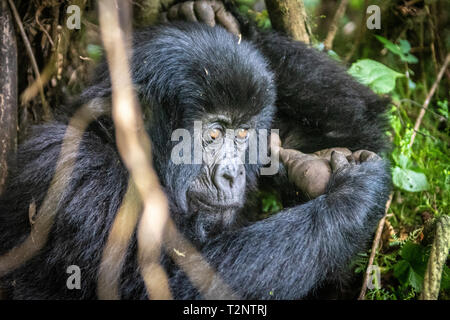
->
[236,128,249,140]
[208,128,222,141]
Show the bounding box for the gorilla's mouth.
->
[188,193,243,211]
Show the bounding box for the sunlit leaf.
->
[392,166,429,192]
[348,59,403,94]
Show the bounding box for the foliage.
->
[346,20,449,299]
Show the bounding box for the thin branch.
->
[98,0,172,300]
[345,0,368,62]
[409,53,450,148]
[358,193,393,300]
[324,0,349,50]
[7,0,51,120]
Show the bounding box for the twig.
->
[35,5,54,48]
[97,0,236,300]
[358,193,393,300]
[98,0,173,299]
[409,53,450,148]
[7,0,51,120]
[324,0,349,50]
[344,0,368,62]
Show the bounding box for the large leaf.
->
[392,166,429,192]
[393,243,429,292]
[348,59,403,94]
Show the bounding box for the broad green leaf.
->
[348,59,403,94]
[392,166,429,192]
[400,242,427,264]
[393,243,429,291]
[393,260,410,284]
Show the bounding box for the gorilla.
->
[0,11,391,299]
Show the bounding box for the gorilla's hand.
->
[270,133,381,199]
[161,1,241,35]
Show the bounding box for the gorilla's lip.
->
[188,194,242,210]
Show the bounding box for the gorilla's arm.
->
[251,32,390,154]
[171,160,391,299]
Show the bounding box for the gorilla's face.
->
[185,115,250,240]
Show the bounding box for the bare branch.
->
[6,0,51,120]
[358,193,393,300]
[324,0,349,50]
[409,53,450,148]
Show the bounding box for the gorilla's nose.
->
[214,162,245,192]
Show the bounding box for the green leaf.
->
[400,242,427,264]
[86,44,103,62]
[399,39,411,54]
[397,153,411,169]
[393,243,429,291]
[392,166,429,192]
[375,35,403,56]
[402,54,418,64]
[348,59,404,94]
[393,260,410,284]
[374,36,418,64]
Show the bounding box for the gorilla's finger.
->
[194,1,216,27]
[330,151,349,172]
[313,147,352,160]
[160,12,169,23]
[211,1,241,35]
[168,4,181,20]
[351,149,381,163]
[346,154,357,165]
[180,1,198,22]
[359,150,381,162]
[270,132,281,156]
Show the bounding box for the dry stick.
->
[323,0,349,50]
[98,0,173,299]
[6,0,51,121]
[409,53,450,148]
[345,0,368,62]
[358,194,392,300]
[96,1,235,300]
[358,53,450,300]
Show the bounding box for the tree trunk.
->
[0,0,18,194]
[265,0,311,43]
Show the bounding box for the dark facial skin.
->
[186,115,250,240]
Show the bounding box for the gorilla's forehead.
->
[131,23,276,121]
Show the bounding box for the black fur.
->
[0,22,392,299]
